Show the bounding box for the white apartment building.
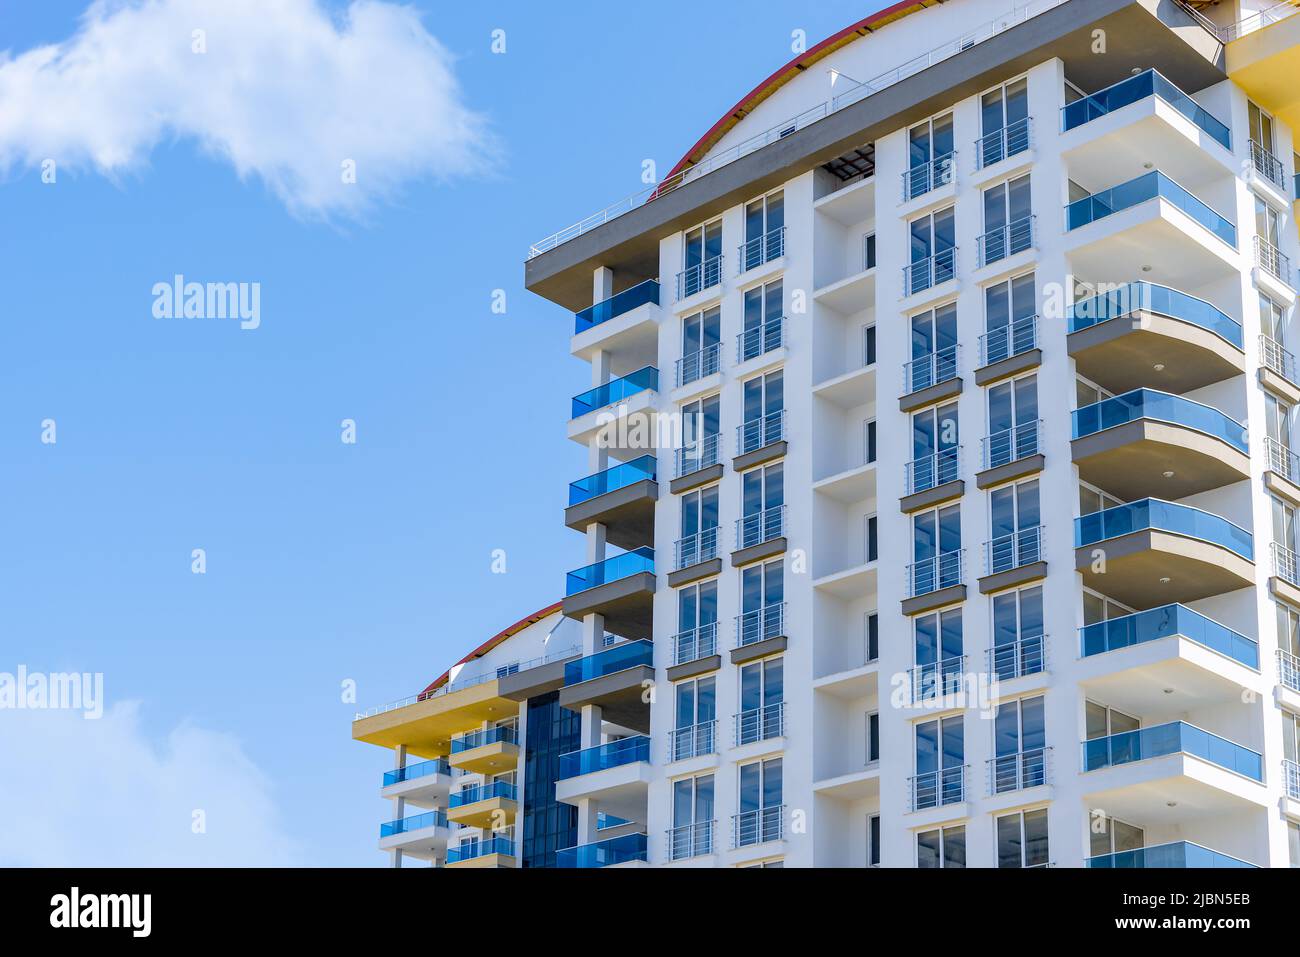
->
[358,0,1300,868]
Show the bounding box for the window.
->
[740,463,784,549]
[986,374,1038,467]
[678,394,720,475]
[1257,196,1281,249]
[672,677,716,760]
[739,559,784,645]
[914,606,963,699]
[865,611,879,663]
[675,580,717,664]
[982,272,1036,366]
[742,191,785,271]
[740,370,784,453]
[917,824,965,868]
[988,479,1041,574]
[1078,482,1121,518]
[1090,814,1144,860]
[906,207,956,293]
[738,657,784,745]
[863,418,877,465]
[1278,601,1300,658]
[978,78,1029,168]
[740,280,784,361]
[520,692,579,868]
[911,503,961,595]
[996,808,1049,868]
[910,400,959,491]
[1082,587,1132,626]
[681,219,722,298]
[736,757,783,846]
[1290,822,1300,868]
[1075,375,1114,410]
[866,711,880,764]
[992,695,1046,792]
[990,586,1044,679]
[864,513,878,563]
[678,485,719,567]
[863,232,877,271]
[1085,701,1140,740]
[670,774,715,859]
[1248,100,1283,186]
[914,715,964,808]
[679,306,720,385]
[1249,100,1276,154]
[867,814,881,867]
[862,323,877,366]
[1261,293,1286,343]
[905,113,955,199]
[1273,493,1298,553]
[907,301,958,392]
[980,174,1032,265]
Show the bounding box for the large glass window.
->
[980,174,1032,264]
[979,78,1029,167]
[990,585,1044,679]
[992,695,1046,792]
[912,504,961,594]
[738,657,784,745]
[679,485,719,566]
[915,714,964,807]
[520,692,579,868]
[1085,701,1140,739]
[908,301,959,391]
[673,676,716,760]
[917,824,965,868]
[681,219,723,297]
[741,280,784,361]
[907,207,956,292]
[670,774,715,859]
[914,607,963,697]
[740,463,784,549]
[675,580,717,661]
[1249,100,1276,154]
[997,808,1049,868]
[741,370,784,452]
[679,393,720,474]
[987,374,1038,468]
[739,559,784,644]
[988,479,1040,573]
[983,272,1036,366]
[911,401,959,491]
[737,757,783,846]
[906,113,955,199]
[1090,814,1144,859]
[679,306,720,385]
[742,191,785,271]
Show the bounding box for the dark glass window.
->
[521,691,579,867]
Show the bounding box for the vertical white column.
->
[389,743,408,869]
[575,703,605,844]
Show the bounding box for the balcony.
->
[733,504,786,567]
[668,720,716,762]
[987,747,1049,795]
[976,215,1034,269]
[1249,139,1287,192]
[669,528,719,588]
[1074,499,1253,608]
[1071,389,1250,501]
[1082,721,1262,781]
[562,549,655,640]
[1255,236,1293,292]
[903,549,965,615]
[735,701,784,747]
[666,820,715,862]
[378,810,449,860]
[902,247,957,298]
[976,315,1039,386]
[672,433,721,493]
[555,736,652,821]
[975,117,1031,171]
[558,735,650,778]
[381,758,452,806]
[446,836,515,868]
[1280,648,1300,695]
[902,153,955,202]
[565,455,657,549]
[732,805,784,849]
[1286,758,1300,802]
[981,525,1045,593]
[988,633,1045,681]
[675,344,721,390]
[556,832,648,868]
[978,420,1042,488]
[1067,282,1244,394]
[908,765,967,812]
[902,448,962,513]
[738,227,785,274]
[677,255,723,301]
[1081,604,1259,671]
[1260,335,1300,406]
[570,366,658,420]
[574,279,659,335]
[734,410,786,470]
[1067,171,1235,246]
[734,602,787,665]
[1087,841,1255,868]
[669,623,718,675]
[1272,543,1300,607]
[737,316,785,365]
[448,725,518,776]
[559,639,654,733]
[447,780,518,829]
[908,655,965,706]
[900,345,960,412]
[1061,69,1231,152]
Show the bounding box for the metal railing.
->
[903,152,956,201]
[1215,1,1300,41]
[1255,237,1292,286]
[736,504,786,551]
[908,765,967,811]
[903,344,959,394]
[676,255,723,300]
[906,548,964,597]
[982,419,1040,470]
[732,804,785,848]
[1251,140,1287,189]
[1266,437,1300,485]
[903,246,957,295]
[736,409,786,456]
[673,622,718,665]
[383,758,451,787]
[739,226,786,273]
[667,820,715,861]
[1087,841,1256,869]
[977,215,1034,267]
[988,633,1046,681]
[737,316,785,363]
[735,701,785,746]
[987,747,1049,794]
[675,527,719,569]
[675,432,719,478]
[1285,758,1300,801]
[904,447,961,495]
[1274,542,1299,588]
[1279,648,1300,693]
[979,315,1037,367]
[975,116,1031,169]
[669,720,716,762]
[909,655,965,702]
[676,343,721,387]
[984,525,1043,576]
[735,601,786,647]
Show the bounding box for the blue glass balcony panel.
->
[379,810,448,838]
[449,780,516,807]
[574,279,659,335]
[382,758,451,787]
[558,735,650,778]
[1081,721,1262,781]
[1087,841,1255,868]
[568,455,657,506]
[1061,69,1231,151]
[571,367,659,419]
[565,548,654,596]
[1066,281,1242,348]
[447,836,514,863]
[555,832,648,868]
[1071,389,1247,453]
[1065,171,1236,248]
[1074,498,1252,561]
[563,638,654,685]
[1079,604,1259,669]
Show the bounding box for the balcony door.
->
[992,695,1046,792]
[914,607,963,698]
[909,301,958,389]
[742,370,784,448]
[741,280,783,361]
[1249,100,1276,155]
[913,504,961,593]
[989,479,1040,572]
[680,485,719,566]
[1090,815,1145,860]
[671,774,715,859]
[912,401,959,491]
[981,174,1032,262]
[683,219,722,296]
[915,715,964,807]
[676,580,717,659]
[979,78,1028,167]
[673,676,716,760]
[681,306,720,383]
[991,586,1043,680]
[907,113,954,195]
[984,272,1036,365]
[738,657,783,745]
[744,191,784,269]
[737,757,783,845]
[908,207,956,291]
[987,374,1038,468]
[740,559,783,642]
[740,463,783,548]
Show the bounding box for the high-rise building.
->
[356,0,1300,868]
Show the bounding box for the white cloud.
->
[0,702,303,866]
[0,0,493,217]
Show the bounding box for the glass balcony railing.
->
[568,455,657,507]
[1087,841,1255,868]
[565,547,655,596]
[383,758,451,787]
[735,504,785,550]
[450,724,517,754]
[1060,69,1232,152]
[1065,171,1237,248]
[1074,498,1253,561]
[558,735,650,779]
[574,279,659,335]
[1080,603,1259,669]
[977,215,1034,267]
[1082,720,1262,780]
[1072,389,1247,452]
[1066,281,1242,349]
[447,836,514,863]
[449,780,516,807]
[571,366,658,418]
[555,832,648,868]
[380,810,448,838]
[563,638,654,685]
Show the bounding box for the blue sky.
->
[0,0,886,865]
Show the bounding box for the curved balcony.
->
[562,549,655,640]
[1071,390,1249,500]
[1074,499,1253,608]
[1083,721,1261,780]
[565,455,657,549]
[1081,604,1258,670]
[1067,282,1243,394]
[559,639,654,734]
[1087,841,1255,868]
[1061,69,1231,152]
